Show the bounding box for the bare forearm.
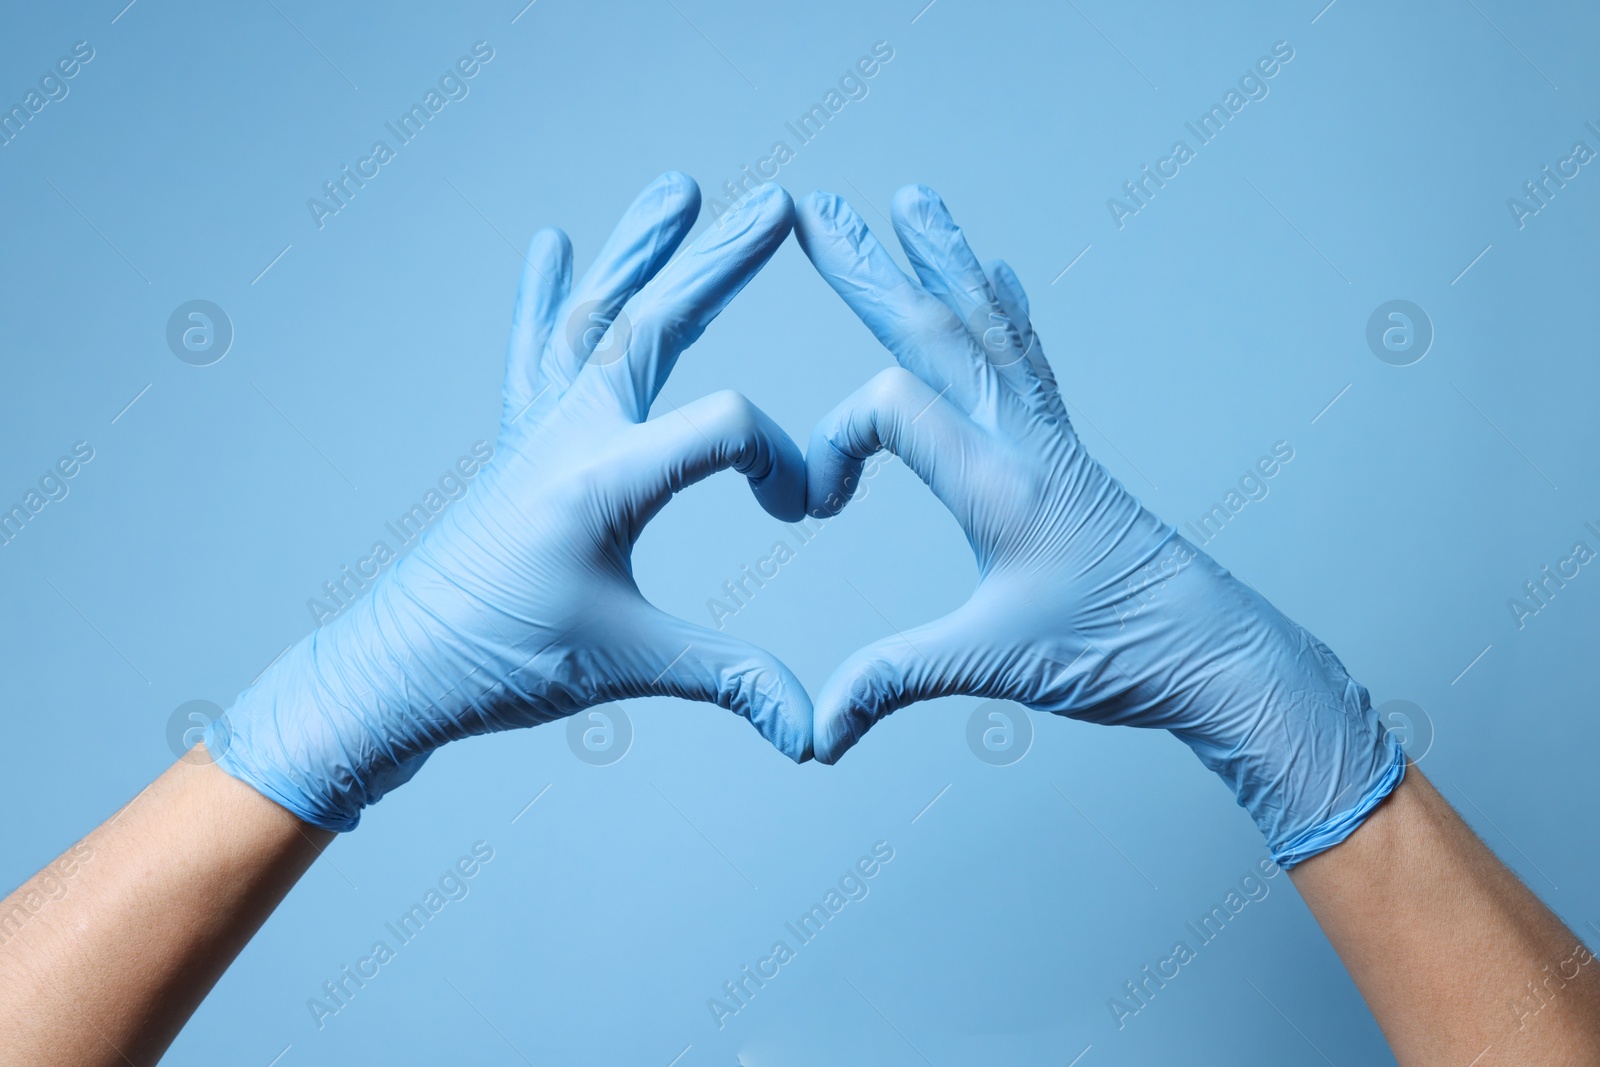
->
[0,746,332,1067]
[1290,767,1600,1066]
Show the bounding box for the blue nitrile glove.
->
[206,175,813,831]
[794,185,1403,868]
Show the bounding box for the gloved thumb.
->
[814,602,991,764]
[626,389,806,525]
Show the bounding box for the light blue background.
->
[3,1,1598,1063]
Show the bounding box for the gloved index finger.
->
[537,171,701,399]
[984,258,1068,423]
[890,184,1039,386]
[793,190,995,416]
[578,182,795,422]
[501,227,572,432]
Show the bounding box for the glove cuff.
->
[201,556,487,831]
[203,626,415,832]
[206,717,365,832]
[1270,737,1406,868]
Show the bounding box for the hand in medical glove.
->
[796,185,1402,867]
[208,175,812,831]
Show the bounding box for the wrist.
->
[1262,734,1407,868]
[1130,548,1405,867]
[206,557,498,831]
[1179,656,1405,869]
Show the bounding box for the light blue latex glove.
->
[207,175,813,831]
[795,185,1403,867]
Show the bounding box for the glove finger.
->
[814,603,993,765]
[592,606,814,762]
[626,389,806,524]
[805,367,988,522]
[574,182,794,422]
[890,185,1044,404]
[536,171,701,398]
[984,258,1069,423]
[794,190,1002,418]
[501,227,573,432]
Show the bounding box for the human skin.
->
[5,183,1599,1064]
[4,754,1596,1065]
[1,172,815,1064]
[0,748,331,1066]
[789,182,1600,1066]
[1290,768,1600,1065]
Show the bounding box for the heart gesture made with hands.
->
[211,172,1398,867]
